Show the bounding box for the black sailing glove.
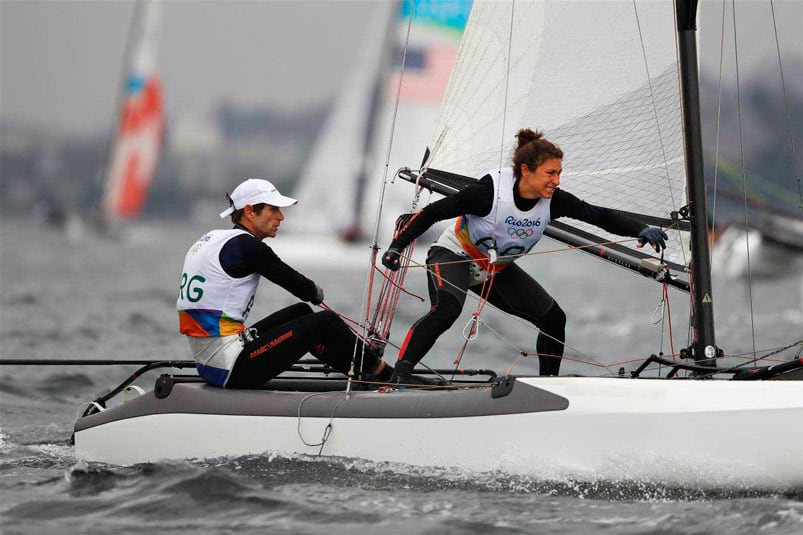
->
[310,283,324,305]
[637,227,669,252]
[381,247,403,271]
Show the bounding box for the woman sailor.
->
[381,129,667,383]
[178,178,394,388]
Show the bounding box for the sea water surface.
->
[1,217,802,534]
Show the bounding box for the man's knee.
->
[292,302,314,315]
[315,308,339,326]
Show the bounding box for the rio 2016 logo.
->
[507,227,534,239]
[504,216,541,227]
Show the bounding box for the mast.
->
[675,0,721,363]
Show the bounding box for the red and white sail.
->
[101,0,164,223]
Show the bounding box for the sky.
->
[1,0,373,135]
[1,0,801,137]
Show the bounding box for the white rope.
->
[296,393,348,456]
[489,0,517,266]
[730,0,758,360]
[462,315,481,341]
[709,0,727,260]
[632,0,686,266]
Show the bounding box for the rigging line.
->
[700,340,803,378]
[403,258,609,372]
[709,0,728,256]
[723,341,803,361]
[410,360,450,385]
[490,0,517,257]
[664,283,676,359]
[296,392,349,455]
[479,317,613,375]
[373,248,426,300]
[452,269,496,375]
[769,0,803,209]
[632,0,686,266]
[353,3,417,396]
[400,234,664,268]
[730,0,758,362]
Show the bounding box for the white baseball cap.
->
[219,178,297,218]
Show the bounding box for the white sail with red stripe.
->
[100,0,164,223]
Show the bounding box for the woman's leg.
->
[393,247,470,381]
[483,264,566,376]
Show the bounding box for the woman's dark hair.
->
[226,193,266,224]
[512,128,563,179]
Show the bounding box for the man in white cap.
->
[177,178,393,388]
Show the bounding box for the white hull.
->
[74,377,803,490]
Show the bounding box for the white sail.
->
[429,1,688,266]
[289,2,396,237]
[289,1,472,242]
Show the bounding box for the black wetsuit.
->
[388,176,646,376]
[221,224,383,388]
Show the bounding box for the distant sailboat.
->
[289,0,472,242]
[710,161,803,279]
[99,0,164,228]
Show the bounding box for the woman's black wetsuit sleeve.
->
[390,177,646,251]
[218,233,318,302]
[550,189,646,237]
[389,175,494,250]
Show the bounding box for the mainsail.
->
[422,1,689,272]
[100,0,164,224]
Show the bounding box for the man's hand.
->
[381,247,403,271]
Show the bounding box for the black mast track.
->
[676,0,720,363]
[397,168,690,292]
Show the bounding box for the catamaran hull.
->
[73,377,803,490]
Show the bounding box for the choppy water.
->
[2,217,802,534]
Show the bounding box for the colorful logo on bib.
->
[508,227,534,239]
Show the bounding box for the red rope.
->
[453,266,496,367]
[663,282,676,360]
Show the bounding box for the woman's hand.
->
[311,283,324,305]
[637,227,668,252]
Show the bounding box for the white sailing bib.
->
[437,167,551,272]
[177,229,260,337]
